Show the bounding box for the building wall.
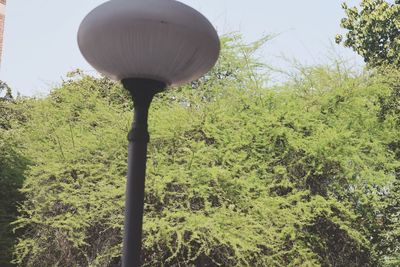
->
[0,0,5,65]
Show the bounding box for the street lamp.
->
[77,0,220,266]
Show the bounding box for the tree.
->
[11,36,400,266]
[0,82,28,266]
[336,0,400,68]
[337,3,400,264]
[373,69,400,266]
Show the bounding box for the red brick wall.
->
[0,17,4,65]
[0,0,5,65]
[0,0,6,63]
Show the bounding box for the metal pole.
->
[122,79,166,267]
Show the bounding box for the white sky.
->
[1,0,363,96]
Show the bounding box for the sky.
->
[0,0,363,96]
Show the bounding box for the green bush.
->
[0,82,29,266]
[9,37,400,266]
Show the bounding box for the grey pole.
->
[122,79,166,267]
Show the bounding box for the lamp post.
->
[77,1,220,266]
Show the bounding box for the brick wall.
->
[0,0,5,65]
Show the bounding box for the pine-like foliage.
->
[8,36,400,266]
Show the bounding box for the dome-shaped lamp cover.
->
[78,0,220,86]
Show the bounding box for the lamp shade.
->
[78,0,220,86]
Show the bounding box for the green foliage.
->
[12,74,129,266]
[372,66,400,266]
[7,35,400,266]
[337,1,400,263]
[337,0,400,68]
[0,82,29,266]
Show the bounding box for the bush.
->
[12,37,400,266]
